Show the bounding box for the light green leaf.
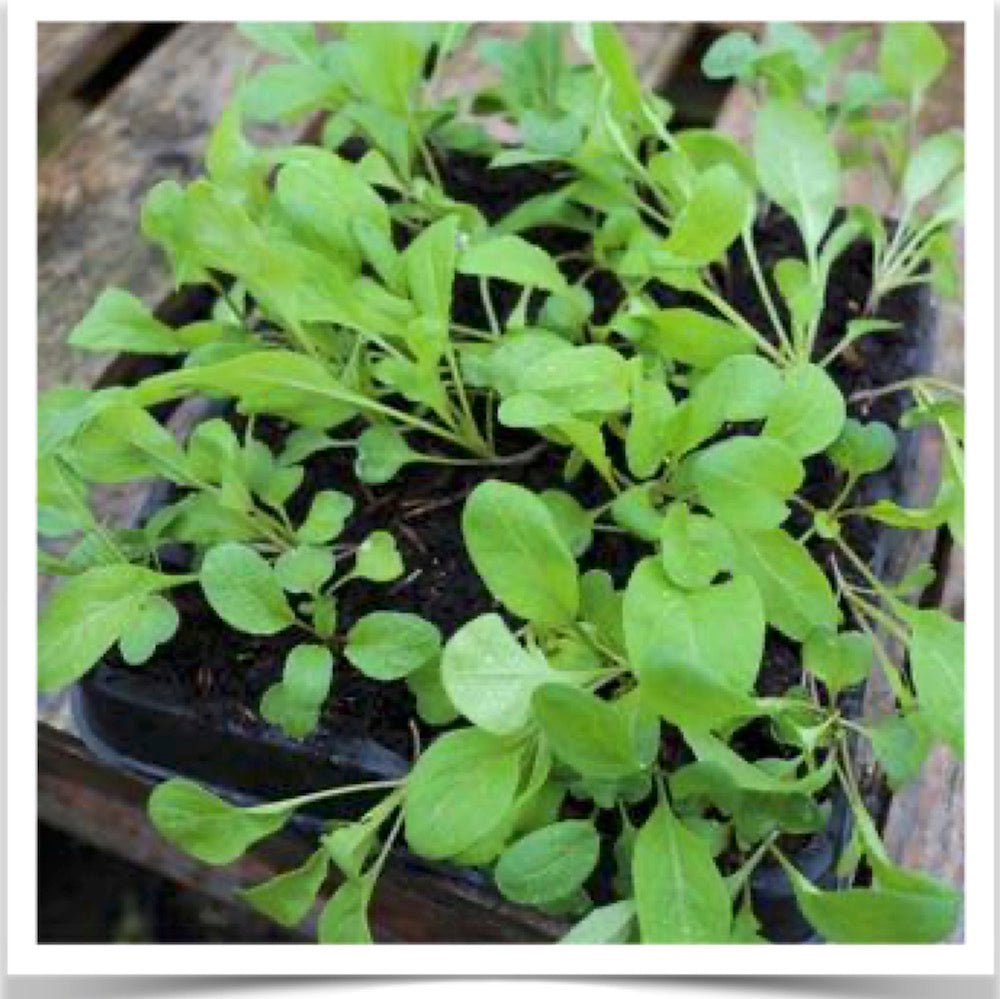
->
[764,363,846,457]
[691,436,804,530]
[462,480,579,626]
[200,542,295,635]
[633,802,732,943]
[540,490,593,557]
[459,235,568,294]
[623,559,763,729]
[148,779,290,865]
[754,99,839,255]
[241,63,338,122]
[68,289,179,355]
[728,528,841,641]
[662,164,751,266]
[442,613,577,735]
[351,531,404,583]
[404,214,459,319]
[827,418,897,476]
[532,684,642,780]
[38,565,179,691]
[879,23,947,100]
[260,644,333,740]
[404,728,523,859]
[274,545,335,595]
[902,132,963,208]
[659,503,732,590]
[803,629,872,697]
[297,490,354,544]
[317,875,375,944]
[118,594,180,665]
[495,821,600,906]
[507,344,630,416]
[560,900,637,943]
[345,611,441,681]
[238,848,329,927]
[782,853,960,943]
[354,425,419,484]
[626,370,675,478]
[642,307,754,369]
[867,711,933,790]
[909,609,963,756]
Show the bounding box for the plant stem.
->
[741,228,793,360]
[849,376,964,405]
[247,778,406,816]
[698,287,785,366]
[479,276,501,337]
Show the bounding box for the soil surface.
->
[95,154,926,777]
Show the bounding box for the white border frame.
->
[5,0,995,977]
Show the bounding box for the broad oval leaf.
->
[238,847,329,927]
[68,288,180,355]
[345,611,441,681]
[458,234,568,294]
[317,876,375,944]
[764,363,846,457]
[560,900,637,944]
[259,644,333,740]
[404,728,523,860]
[643,307,754,369]
[909,609,964,757]
[754,99,839,255]
[662,164,751,266]
[495,821,601,906]
[462,480,579,626]
[200,542,295,635]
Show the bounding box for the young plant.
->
[38,21,964,945]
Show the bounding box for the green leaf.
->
[827,418,897,476]
[404,214,459,319]
[590,23,643,114]
[729,528,841,641]
[404,728,523,859]
[442,613,578,735]
[902,132,963,208]
[803,629,872,697]
[274,545,335,595]
[199,542,295,635]
[532,684,641,780]
[781,853,960,943]
[406,659,459,726]
[633,802,732,943]
[238,848,329,927]
[354,424,419,484]
[764,363,846,457]
[241,63,338,122]
[642,307,754,368]
[38,565,178,691]
[662,164,751,266]
[495,821,600,906]
[659,503,732,590]
[148,779,290,865]
[117,594,180,666]
[259,644,333,740]
[317,876,375,944]
[296,490,354,544]
[754,99,839,255]
[909,609,963,756]
[560,900,637,944]
[539,490,593,557]
[345,611,441,681]
[861,498,950,530]
[879,23,947,100]
[867,711,933,790]
[623,559,763,729]
[68,289,179,355]
[462,480,579,626]
[459,235,568,294]
[701,31,760,80]
[626,370,675,478]
[350,531,403,583]
[690,436,804,530]
[237,21,319,60]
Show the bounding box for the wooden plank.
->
[37,724,564,943]
[37,22,145,111]
[37,22,294,394]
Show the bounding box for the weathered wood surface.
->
[37,22,297,394]
[38,724,564,943]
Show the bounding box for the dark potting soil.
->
[104,154,926,773]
